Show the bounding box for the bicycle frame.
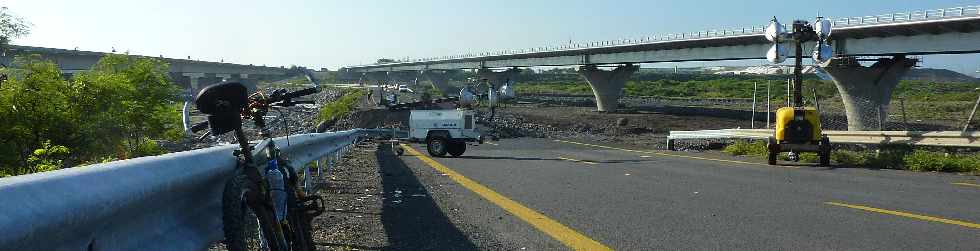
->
[233,127,289,250]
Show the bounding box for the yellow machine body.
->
[774,107,822,144]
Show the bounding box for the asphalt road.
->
[392,137,980,250]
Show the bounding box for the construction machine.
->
[764,17,833,166]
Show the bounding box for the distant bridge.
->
[1,45,291,92]
[341,5,980,130]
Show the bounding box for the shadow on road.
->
[375,144,477,250]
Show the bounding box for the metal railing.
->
[667,129,980,150]
[354,5,980,67]
[0,129,383,250]
[829,6,980,27]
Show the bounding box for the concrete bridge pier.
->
[364,71,389,87]
[335,69,361,85]
[170,72,191,89]
[820,56,916,130]
[216,73,232,82]
[477,68,521,92]
[234,74,258,90]
[421,70,459,97]
[387,71,420,87]
[578,64,638,112]
[182,73,226,95]
[181,73,205,94]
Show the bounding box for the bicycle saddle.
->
[195,82,248,135]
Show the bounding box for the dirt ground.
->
[489,104,751,150]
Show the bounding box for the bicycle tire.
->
[222,170,289,251]
[286,203,316,251]
[282,163,317,251]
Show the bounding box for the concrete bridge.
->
[1,45,291,93]
[340,5,980,130]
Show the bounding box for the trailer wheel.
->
[767,137,779,165]
[447,141,466,157]
[426,137,448,157]
[819,136,831,167]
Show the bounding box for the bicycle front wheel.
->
[222,173,288,251]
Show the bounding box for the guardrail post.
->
[315,158,323,177]
[326,155,335,180]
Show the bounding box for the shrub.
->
[723,140,768,157]
[798,153,819,163]
[831,150,870,167]
[128,139,167,158]
[903,151,978,172]
[866,148,910,170]
[0,54,181,176]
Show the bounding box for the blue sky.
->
[5,0,980,75]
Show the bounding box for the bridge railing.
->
[0,129,396,250]
[829,5,980,27]
[356,4,980,68]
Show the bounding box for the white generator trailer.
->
[409,109,482,157]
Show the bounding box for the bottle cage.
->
[195,82,248,135]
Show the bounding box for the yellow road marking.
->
[484,142,500,146]
[825,202,980,229]
[552,139,795,168]
[558,157,598,165]
[953,182,980,188]
[402,144,612,250]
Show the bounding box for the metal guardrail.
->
[351,5,980,67]
[667,129,980,149]
[0,130,375,250]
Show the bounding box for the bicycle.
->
[185,75,323,251]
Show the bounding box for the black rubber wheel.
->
[426,137,448,157]
[819,136,831,167]
[285,193,315,251]
[281,163,316,251]
[222,170,287,251]
[767,138,779,165]
[395,146,404,156]
[447,141,466,157]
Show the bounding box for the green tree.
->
[0,54,182,176]
[72,54,182,158]
[0,6,31,50]
[0,55,73,169]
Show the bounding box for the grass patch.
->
[317,88,366,123]
[722,140,768,157]
[904,151,980,172]
[721,141,977,174]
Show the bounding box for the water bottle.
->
[267,159,287,222]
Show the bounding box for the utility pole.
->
[767,80,771,129]
[752,82,758,129]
